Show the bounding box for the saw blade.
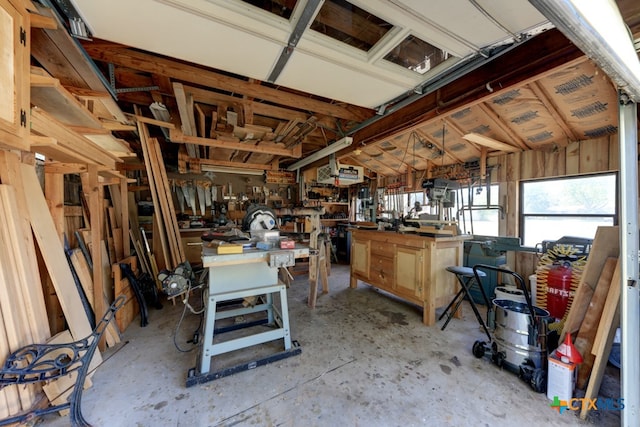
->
[175,186,185,213]
[196,185,206,216]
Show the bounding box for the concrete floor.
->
[42,264,620,427]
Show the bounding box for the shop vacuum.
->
[470,264,557,393]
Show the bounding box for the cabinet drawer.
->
[370,240,395,258]
[369,256,395,288]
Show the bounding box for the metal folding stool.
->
[439,266,492,340]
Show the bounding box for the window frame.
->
[519,172,618,247]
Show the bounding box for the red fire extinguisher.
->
[546,256,575,319]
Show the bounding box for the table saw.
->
[186,243,308,387]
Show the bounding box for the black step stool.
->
[439,265,492,341]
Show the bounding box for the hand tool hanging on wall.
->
[188,184,197,215]
[180,181,191,213]
[175,182,185,214]
[196,182,206,216]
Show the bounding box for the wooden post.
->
[86,164,105,349]
[44,171,65,242]
[120,178,130,257]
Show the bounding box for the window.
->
[455,184,500,236]
[520,173,617,247]
[383,190,425,218]
[383,34,456,75]
[310,0,392,52]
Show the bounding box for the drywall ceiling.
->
[68,0,550,109]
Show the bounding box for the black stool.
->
[439,266,492,341]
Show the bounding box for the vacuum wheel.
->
[531,368,547,393]
[472,340,486,358]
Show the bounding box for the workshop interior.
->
[0,0,639,426]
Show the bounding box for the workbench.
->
[186,244,308,386]
[350,229,468,326]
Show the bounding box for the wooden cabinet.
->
[350,229,467,326]
[351,238,369,278]
[0,0,29,150]
[395,246,423,299]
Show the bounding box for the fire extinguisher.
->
[546,255,575,319]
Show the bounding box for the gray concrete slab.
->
[40,264,620,426]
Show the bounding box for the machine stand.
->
[186,340,301,387]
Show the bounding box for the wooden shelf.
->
[31,70,103,129]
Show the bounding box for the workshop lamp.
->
[287,136,353,171]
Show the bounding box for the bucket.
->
[493,299,550,370]
[495,286,526,303]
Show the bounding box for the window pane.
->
[384,35,456,74]
[460,210,500,236]
[522,174,616,215]
[310,0,392,52]
[522,216,614,247]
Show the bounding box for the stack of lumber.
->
[136,111,186,270]
[0,175,49,418]
[559,226,620,420]
[0,3,135,420]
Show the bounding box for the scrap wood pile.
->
[0,2,143,419]
[0,153,119,420]
[559,226,621,420]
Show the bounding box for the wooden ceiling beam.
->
[82,41,374,122]
[196,158,274,171]
[461,133,522,153]
[528,81,580,145]
[184,84,309,122]
[476,102,531,150]
[170,129,301,158]
[350,29,584,154]
[415,128,466,164]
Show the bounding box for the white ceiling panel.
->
[278,51,409,108]
[71,0,285,80]
[69,0,552,110]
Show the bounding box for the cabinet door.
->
[351,238,370,278]
[395,246,423,299]
[0,0,28,150]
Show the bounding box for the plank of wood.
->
[580,259,621,420]
[70,249,94,308]
[574,257,617,389]
[173,82,198,158]
[41,330,93,416]
[30,72,103,128]
[30,134,98,165]
[0,151,50,343]
[71,245,119,349]
[30,107,119,169]
[135,114,172,269]
[85,165,106,338]
[561,226,620,342]
[112,256,139,332]
[0,301,21,416]
[19,163,100,357]
[0,187,37,408]
[148,134,185,265]
[169,129,300,158]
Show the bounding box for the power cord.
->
[172,271,207,353]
